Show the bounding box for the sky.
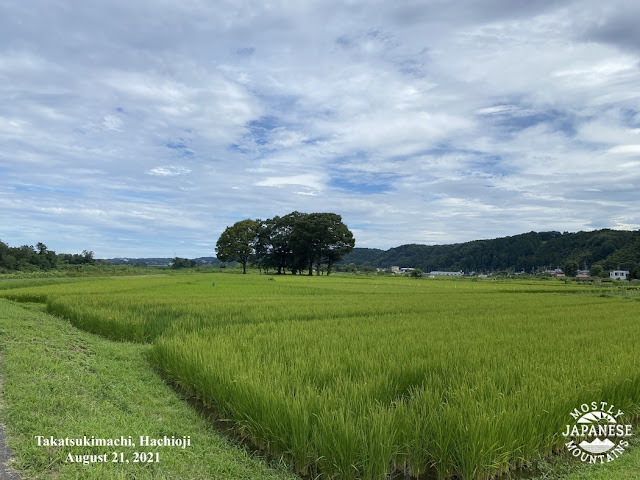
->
[1,0,639,258]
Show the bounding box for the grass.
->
[0,298,298,480]
[1,273,640,479]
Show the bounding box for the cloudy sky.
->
[1,0,639,258]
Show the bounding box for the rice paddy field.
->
[1,273,639,479]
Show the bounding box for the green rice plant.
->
[151,289,640,478]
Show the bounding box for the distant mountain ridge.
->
[104,257,219,266]
[100,229,640,274]
[339,229,640,273]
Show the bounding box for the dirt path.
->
[0,425,21,479]
[0,358,21,480]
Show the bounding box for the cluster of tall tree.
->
[339,229,640,275]
[0,240,95,273]
[216,212,355,275]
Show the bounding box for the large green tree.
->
[215,219,259,274]
[229,212,355,276]
[563,260,579,277]
[289,212,355,276]
[589,264,604,278]
[254,212,307,275]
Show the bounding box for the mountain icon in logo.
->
[575,410,617,454]
[579,438,616,454]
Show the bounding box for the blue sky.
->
[1,0,639,258]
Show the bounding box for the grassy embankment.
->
[0,297,298,480]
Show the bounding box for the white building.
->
[391,266,417,274]
[610,270,629,280]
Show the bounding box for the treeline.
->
[171,257,197,269]
[340,229,640,275]
[216,212,355,275]
[106,257,220,266]
[0,241,95,273]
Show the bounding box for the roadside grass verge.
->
[0,299,297,480]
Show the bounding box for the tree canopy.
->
[563,260,579,277]
[171,257,196,269]
[215,219,259,274]
[215,212,355,275]
[0,240,95,273]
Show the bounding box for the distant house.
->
[391,266,415,274]
[610,270,629,280]
[576,269,590,279]
[544,268,564,277]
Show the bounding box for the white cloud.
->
[608,145,640,155]
[254,174,325,191]
[1,0,639,256]
[475,105,519,115]
[146,166,192,176]
[102,115,123,131]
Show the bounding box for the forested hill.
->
[340,229,640,273]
